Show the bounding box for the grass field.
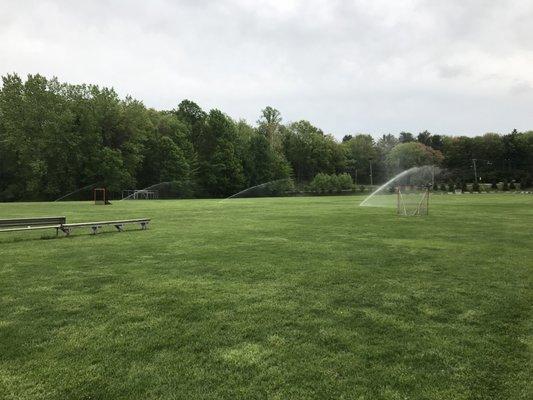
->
[0,195,532,399]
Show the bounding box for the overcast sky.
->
[1,0,532,139]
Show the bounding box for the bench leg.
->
[91,226,99,235]
[115,224,124,232]
[61,227,71,236]
[140,222,149,230]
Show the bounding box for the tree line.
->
[0,73,532,201]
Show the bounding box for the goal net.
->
[397,186,429,216]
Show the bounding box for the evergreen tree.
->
[399,131,415,143]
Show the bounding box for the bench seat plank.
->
[0,225,62,233]
[61,218,150,228]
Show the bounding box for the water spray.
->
[360,166,439,208]
[219,179,294,203]
[53,182,97,202]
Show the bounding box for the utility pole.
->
[472,159,478,182]
[369,159,373,186]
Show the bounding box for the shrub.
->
[309,173,354,194]
[472,182,480,192]
[359,185,365,193]
[491,181,498,190]
[448,183,455,192]
[509,181,516,190]
[337,173,354,191]
[267,179,295,196]
[309,173,329,193]
[440,183,447,192]
[461,182,467,192]
[326,174,339,193]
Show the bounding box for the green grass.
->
[0,195,532,399]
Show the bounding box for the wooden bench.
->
[0,216,66,235]
[0,217,150,237]
[59,218,150,236]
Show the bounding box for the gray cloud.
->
[1,0,532,138]
[438,64,470,79]
[510,80,533,95]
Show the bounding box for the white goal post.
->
[397,185,429,216]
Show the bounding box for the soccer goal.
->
[121,189,159,200]
[94,188,111,205]
[396,185,429,216]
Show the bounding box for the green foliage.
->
[343,135,377,184]
[342,134,353,142]
[386,142,443,171]
[472,182,480,192]
[265,178,295,196]
[244,132,290,187]
[281,120,344,182]
[174,99,206,128]
[337,173,354,190]
[448,183,455,192]
[440,183,447,191]
[99,148,133,192]
[309,173,331,193]
[197,110,245,197]
[1,73,533,201]
[417,130,432,145]
[399,131,415,143]
[377,134,399,153]
[509,181,516,190]
[257,106,282,149]
[137,111,196,195]
[309,173,354,194]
